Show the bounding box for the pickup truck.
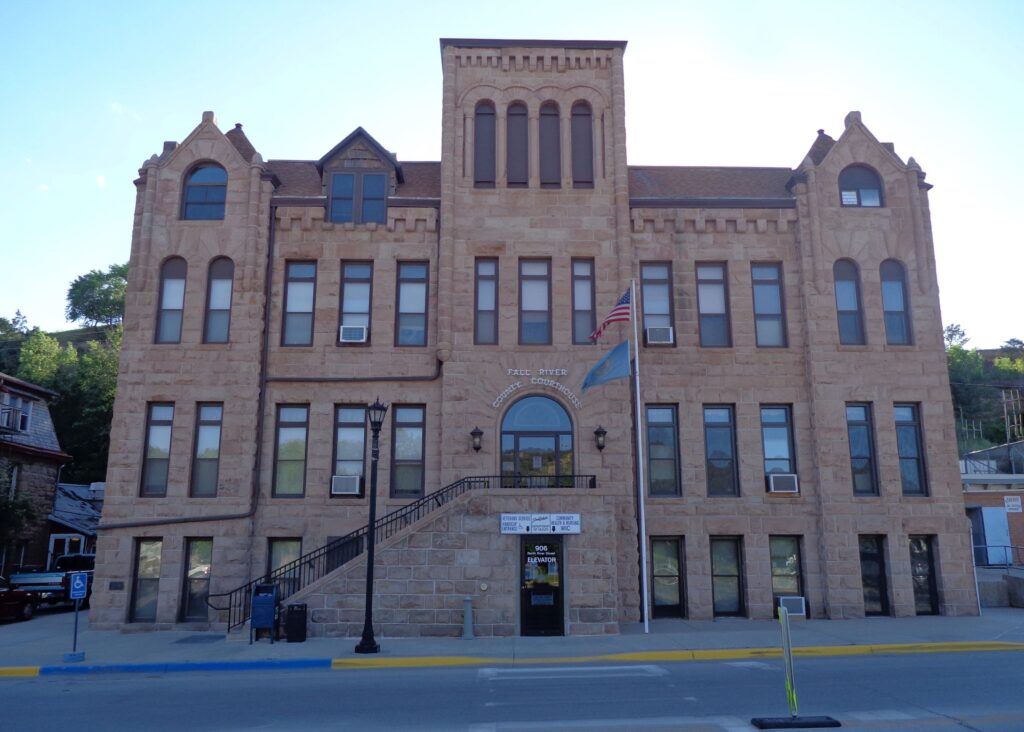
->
[9,553,95,605]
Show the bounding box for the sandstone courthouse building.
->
[92,39,978,635]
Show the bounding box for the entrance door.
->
[981,508,1011,565]
[909,535,939,615]
[859,535,890,616]
[501,396,574,487]
[521,538,564,636]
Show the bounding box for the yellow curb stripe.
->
[332,656,510,669]
[0,667,40,677]
[329,641,1024,670]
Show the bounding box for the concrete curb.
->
[4,641,1023,678]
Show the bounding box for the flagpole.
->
[630,278,651,633]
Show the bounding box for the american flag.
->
[590,288,631,342]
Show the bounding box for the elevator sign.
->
[500,513,581,534]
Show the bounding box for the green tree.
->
[65,262,128,326]
[15,331,78,388]
[0,462,34,549]
[944,323,969,348]
[60,325,121,482]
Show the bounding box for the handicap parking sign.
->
[70,572,89,600]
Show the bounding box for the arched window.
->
[539,102,561,188]
[182,164,227,220]
[839,165,883,207]
[880,260,911,345]
[571,101,593,188]
[203,257,234,343]
[474,101,496,188]
[506,102,528,187]
[501,396,573,483]
[156,257,187,343]
[833,259,865,345]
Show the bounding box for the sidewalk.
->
[3,606,1024,677]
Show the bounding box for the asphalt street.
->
[5,650,1024,731]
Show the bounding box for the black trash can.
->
[285,603,307,643]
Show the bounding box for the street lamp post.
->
[355,397,388,654]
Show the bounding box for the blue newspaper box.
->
[250,583,278,644]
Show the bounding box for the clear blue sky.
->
[1,0,1020,347]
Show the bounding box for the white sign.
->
[1005,496,1022,513]
[500,513,581,534]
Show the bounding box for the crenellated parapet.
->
[630,207,797,235]
[274,205,438,237]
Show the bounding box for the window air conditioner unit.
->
[767,473,799,494]
[645,326,674,345]
[339,326,368,343]
[331,475,361,496]
[778,595,806,618]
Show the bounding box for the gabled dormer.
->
[318,127,404,225]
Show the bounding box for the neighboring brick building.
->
[0,373,71,575]
[92,39,978,634]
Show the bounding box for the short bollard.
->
[462,596,474,639]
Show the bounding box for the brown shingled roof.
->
[394,162,440,198]
[628,166,794,201]
[266,160,322,197]
[804,130,835,166]
[266,160,441,199]
[225,123,258,163]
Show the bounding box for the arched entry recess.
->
[500,395,573,484]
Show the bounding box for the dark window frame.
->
[129,538,162,623]
[474,258,499,345]
[267,537,303,597]
[859,534,890,616]
[141,402,174,498]
[703,405,739,497]
[202,257,234,344]
[895,402,928,496]
[880,259,913,345]
[571,258,596,345]
[760,404,796,477]
[338,260,374,346]
[474,101,496,188]
[696,262,731,347]
[179,537,212,622]
[909,534,939,615]
[155,257,187,344]
[646,404,681,497]
[839,164,884,208]
[328,171,388,225]
[539,102,561,188]
[281,261,316,347]
[395,261,429,347]
[651,536,685,618]
[640,261,675,345]
[710,536,746,617]
[769,535,805,615]
[518,258,552,345]
[189,402,223,498]
[390,404,426,499]
[751,262,788,348]
[570,101,594,188]
[846,402,879,496]
[332,404,367,499]
[272,404,309,498]
[833,259,866,346]
[506,102,529,188]
[181,163,227,221]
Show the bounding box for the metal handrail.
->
[972,544,1024,569]
[207,473,596,629]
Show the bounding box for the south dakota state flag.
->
[581,340,631,393]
